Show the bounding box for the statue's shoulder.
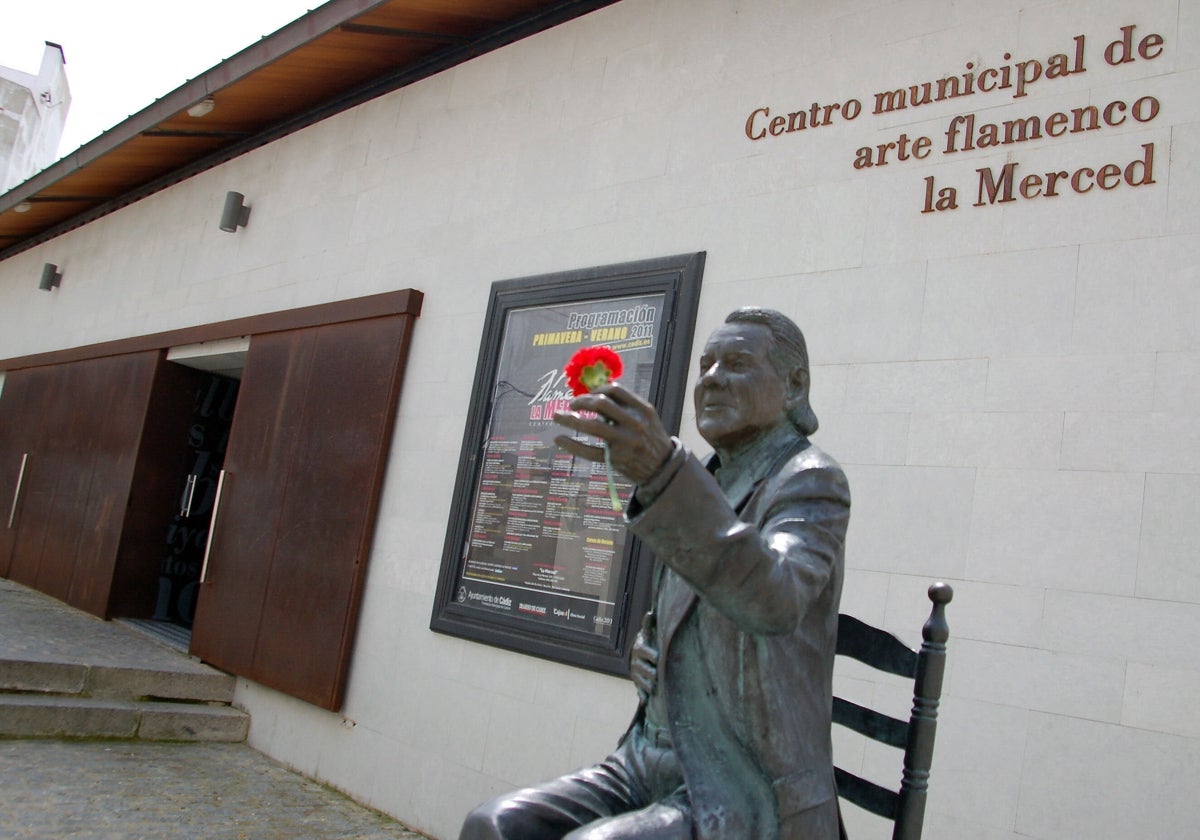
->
[783,438,843,475]
[773,440,850,500]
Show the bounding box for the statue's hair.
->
[724,307,819,435]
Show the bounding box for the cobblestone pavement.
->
[0,739,431,839]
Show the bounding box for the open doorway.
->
[156,370,240,626]
[114,338,245,650]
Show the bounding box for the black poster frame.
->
[430,253,704,674]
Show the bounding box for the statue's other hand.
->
[630,629,659,701]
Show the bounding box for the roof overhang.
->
[0,0,620,262]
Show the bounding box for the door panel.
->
[63,354,159,616]
[251,317,407,708]
[0,352,159,616]
[190,329,316,676]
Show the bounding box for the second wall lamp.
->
[38,263,62,291]
[219,191,251,233]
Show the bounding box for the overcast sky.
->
[1,0,322,155]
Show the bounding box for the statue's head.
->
[693,307,818,452]
[724,307,819,436]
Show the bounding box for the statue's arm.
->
[628,452,849,635]
[550,384,848,633]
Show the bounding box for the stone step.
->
[0,694,250,742]
[0,659,235,704]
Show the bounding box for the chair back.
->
[834,582,953,840]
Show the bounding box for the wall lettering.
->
[743,24,1168,214]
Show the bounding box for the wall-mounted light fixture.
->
[219,191,251,233]
[38,263,62,291]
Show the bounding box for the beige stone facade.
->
[2,2,1198,837]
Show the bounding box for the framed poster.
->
[430,253,704,674]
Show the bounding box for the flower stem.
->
[604,443,621,511]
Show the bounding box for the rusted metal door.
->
[0,352,161,616]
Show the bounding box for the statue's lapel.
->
[657,567,695,653]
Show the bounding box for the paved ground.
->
[1,579,432,839]
[0,739,431,839]
[0,578,215,676]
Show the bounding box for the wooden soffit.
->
[0,0,619,262]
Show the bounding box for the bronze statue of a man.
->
[459,307,850,839]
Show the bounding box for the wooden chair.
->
[834,582,953,840]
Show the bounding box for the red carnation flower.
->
[562,345,625,510]
[564,346,623,396]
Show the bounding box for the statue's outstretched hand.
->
[553,384,673,484]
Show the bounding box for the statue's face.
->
[694,322,791,453]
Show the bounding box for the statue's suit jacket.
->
[626,434,850,840]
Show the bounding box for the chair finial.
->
[922,582,953,644]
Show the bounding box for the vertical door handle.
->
[7,453,28,529]
[199,469,227,583]
[180,474,198,518]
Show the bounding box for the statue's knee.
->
[458,799,504,840]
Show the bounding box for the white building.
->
[1,1,1198,838]
[0,42,69,192]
